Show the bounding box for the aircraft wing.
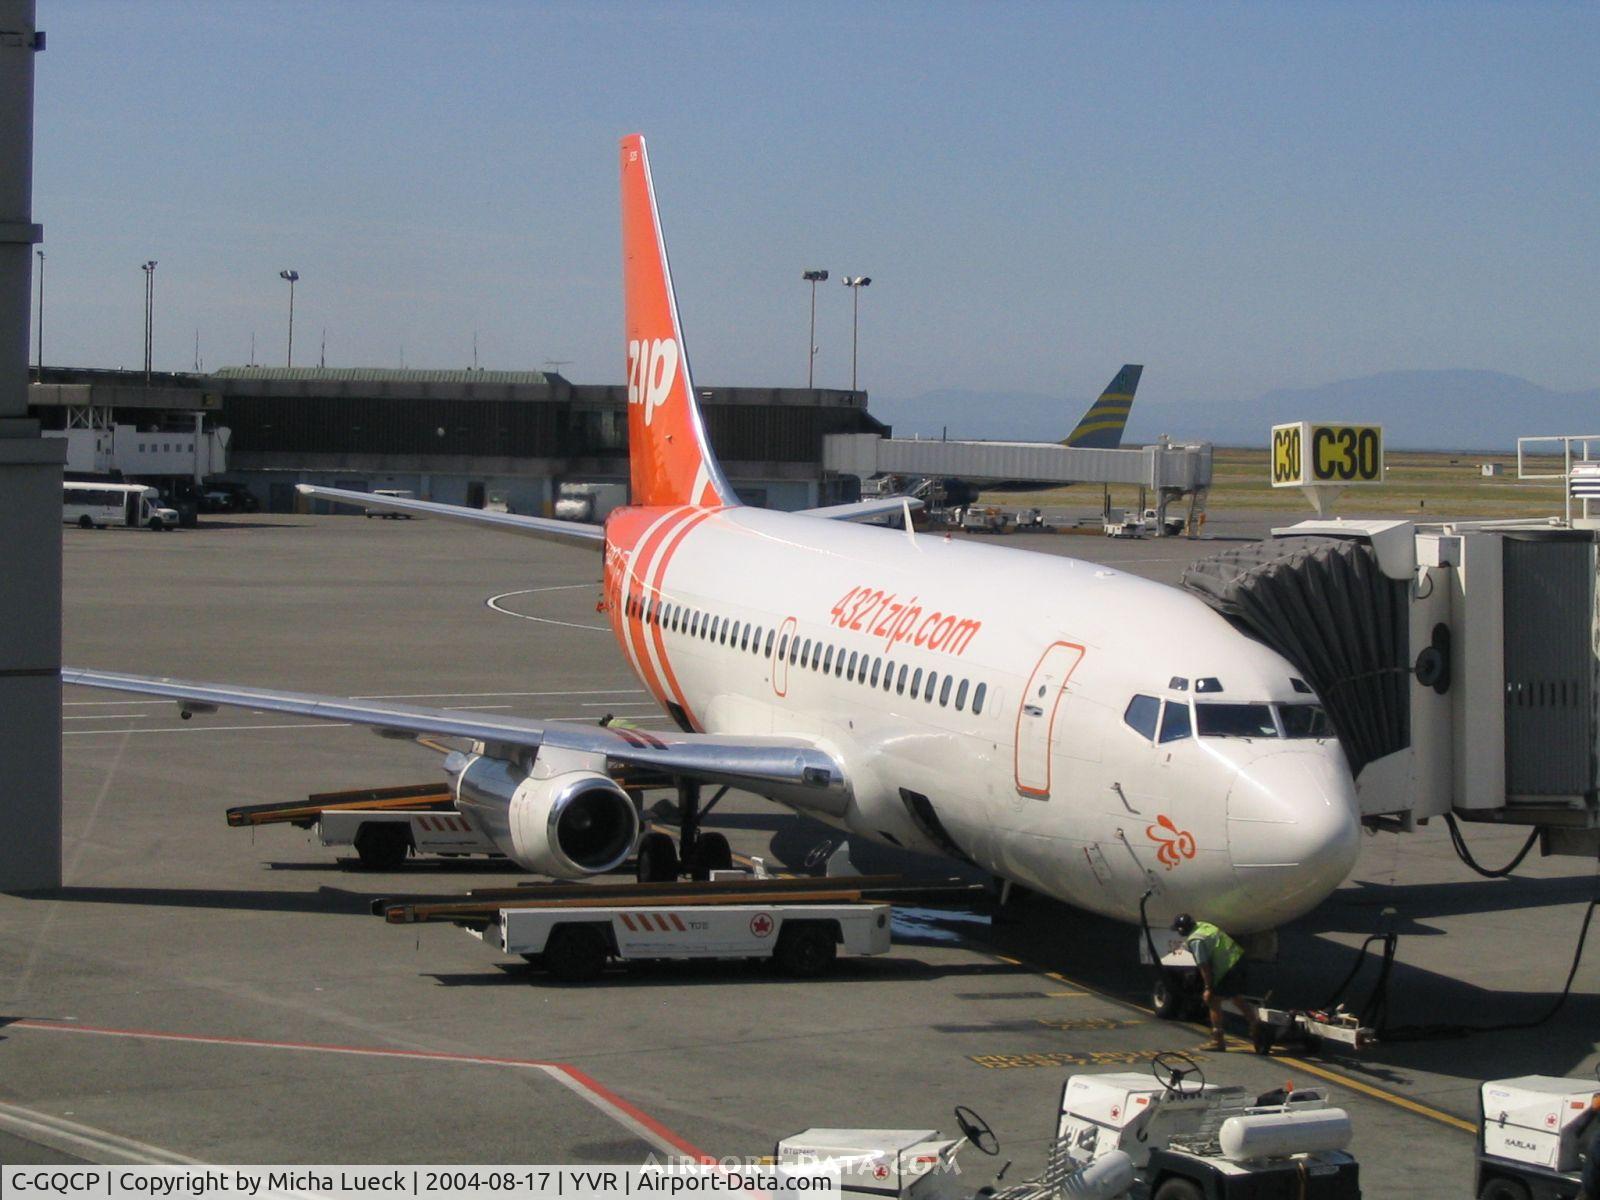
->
[295,485,603,547]
[799,496,924,522]
[60,668,850,816]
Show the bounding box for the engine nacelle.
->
[449,751,639,878]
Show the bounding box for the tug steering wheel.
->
[954,1105,1001,1156]
[1152,1051,1206,1097]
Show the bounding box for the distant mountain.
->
[874,370,1600,452]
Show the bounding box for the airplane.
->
[935,364,1145,507]
[63,134,1361,944]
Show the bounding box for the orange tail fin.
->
[619,134,737,509]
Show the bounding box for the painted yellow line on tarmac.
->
[1047,990,1089,997]
[985,950,1478,1136]
[1270,1053,1477,1134]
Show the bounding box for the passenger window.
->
[870,658,882,687]
[835,649,845,677]
[973,682,987,715]
[822,645,834,673]
[789,636,799,665]
[911,668,923,699]
[955,679,969,710]
[1159,701,1192,744]
[802,638,813,667]
[740,625,750,652]
[778,634,789,661]
[764,630,775,657]
[925,671,938,702]
[1124,694,1160,740]
[896,665,908,695]
[939,676,952,706]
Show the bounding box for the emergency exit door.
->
[1014,641,1085,798]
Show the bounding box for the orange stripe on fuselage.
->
[622,507,696,708]
[644,507,719,730]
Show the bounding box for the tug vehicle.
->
[777,1053,1360,1199]
[1476,1072,1600,1200]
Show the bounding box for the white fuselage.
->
[607,505,1361,933]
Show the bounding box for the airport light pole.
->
[841,275,871,391]
[141,259,156,386]
[279,270,299,367]
[802,269,827,387]
[33,248,41,373]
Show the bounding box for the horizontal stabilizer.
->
[799,496,925,522]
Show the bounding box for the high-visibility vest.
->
[1189,921,1244,981]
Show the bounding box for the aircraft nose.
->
[1227,750,1361,920]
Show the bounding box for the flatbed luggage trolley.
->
[373,873,951,982]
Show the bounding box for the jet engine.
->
[448,751,639,878]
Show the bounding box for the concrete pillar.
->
[0,0,63,891]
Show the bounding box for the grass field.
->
[980,447,1578,519]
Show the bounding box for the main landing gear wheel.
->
[688,831,732,881]
[77,514,93,529]
[636,831,679,883]
[1477,1180,1531,1200]
[1152,1178,1204,1200]
[952,1106,1000,1157]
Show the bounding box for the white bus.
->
[63,482,177,531]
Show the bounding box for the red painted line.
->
[553,1063,715,1164]
[670,914,686,932]
[9,1019,713,1161]
[621,912,637,931]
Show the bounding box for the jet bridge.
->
[823,433,1212,530]
[1182,518,1600,858]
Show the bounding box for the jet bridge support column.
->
[0,0,62,891]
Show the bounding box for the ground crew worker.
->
[1172,913,1262,1052]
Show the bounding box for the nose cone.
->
[1226,750,1361,925]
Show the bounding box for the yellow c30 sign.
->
[1271,422,1384,487]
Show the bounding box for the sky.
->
[27,1,1600,409]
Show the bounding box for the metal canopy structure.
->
[822,432,1213,492]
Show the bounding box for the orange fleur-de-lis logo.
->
[1146,814,1197,870]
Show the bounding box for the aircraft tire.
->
[688,832,732,880]
[636,832,678,883]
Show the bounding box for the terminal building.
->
[28,365,888,514]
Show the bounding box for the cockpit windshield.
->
[1195,703,1278,738]
[1279,703,1334,738]
[1191,701,1334,739]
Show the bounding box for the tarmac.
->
[1,505,1596,1196]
